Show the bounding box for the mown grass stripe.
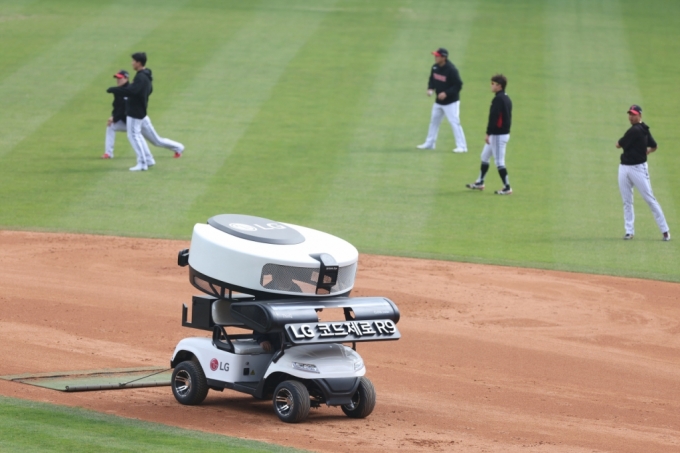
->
[0,0,48,82]
[183,0,405,227]
[0,0,187,159]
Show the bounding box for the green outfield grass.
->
[0,396,307,453]
[0,0,678,281]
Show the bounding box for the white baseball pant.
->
[480,134,510,168]
[618,162,669,235]
[127,116,154,167]
[423,101,467,150]
[104,120,127,157]
[141,116,184,154]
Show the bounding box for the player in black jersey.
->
[615,105,670,241]
[416,48,468,153]
[466,74,513,195]
[102,70,129,159]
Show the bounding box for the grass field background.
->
[0,396,307,452]
[1,0,678,282]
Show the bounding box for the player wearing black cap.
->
[416,47,467,153]
[102,70,130,159]
[615,105,670,241]
[466,74,513,195]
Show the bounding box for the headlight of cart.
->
[292,362,320,374]
[354,359,364,371]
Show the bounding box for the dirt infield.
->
[0,231,678,452]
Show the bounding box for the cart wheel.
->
[172,360,209,405]
[342,377,376,418]
[273,380,310,423]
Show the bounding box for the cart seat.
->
[231,339,267,355]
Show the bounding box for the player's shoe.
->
[453,148,468,153]
[416,143,434,150]
[174,151,183,158]
[101,153,113,159]
[466,182,484,190]
[663,232,671,241]
[623,234,634,240]
[129,164,148,172]
[494,187,513,195]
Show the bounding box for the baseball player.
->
[416,48,467,153]
[616,105,670,241]
[106,52,184,171]
[466,74,513,195]
[102,70,130,159]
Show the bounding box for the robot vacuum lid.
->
[207,214,306,245]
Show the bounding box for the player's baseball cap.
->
[627,104,642,115]
[113,70,129,79]
[432,48,449,58]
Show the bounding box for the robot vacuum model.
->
[170,214,401,423]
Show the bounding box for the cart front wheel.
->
[342,376,376,418]
[273,380,310,423]
[172,360,208,405]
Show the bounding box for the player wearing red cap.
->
[416,48,467,153]
[102,70,130,159]
[616,105,670,241]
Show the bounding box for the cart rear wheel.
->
[342,376,376,418]
[273,380,310,423]
[172,360,209,405]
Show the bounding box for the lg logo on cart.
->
[229,223,257,232]
[210,358,229,372]
[229,222,286,232]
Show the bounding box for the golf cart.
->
[170,214,401,423]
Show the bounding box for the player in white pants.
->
[104,120,127,158]
[141,116,184,156]
[417,48,467,152]
[466,75,513,195]
[105,116,184,160]
[616,105,670,241]
[422,101,467,151]
[103,70,130,159]
[126,116,155,167]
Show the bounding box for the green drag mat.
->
[0,367,171,392]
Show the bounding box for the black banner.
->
[285,319,401,344]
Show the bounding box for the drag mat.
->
[0,231,679,452]
[0,367,171,392]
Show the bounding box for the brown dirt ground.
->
[0,230,679,452]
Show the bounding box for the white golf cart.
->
[170,214,401,423]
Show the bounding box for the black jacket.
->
[618,122,657,165]
[486,90,512,135]
[107,68,153,119]
[111,82,129,123]
[427,60,463,105]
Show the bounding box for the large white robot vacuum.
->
[179,214,359,299]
